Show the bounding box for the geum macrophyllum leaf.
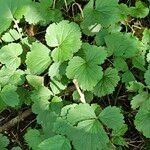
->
[24,129,42,150]
[0,43,23,69]
[99,106,125,131]
[131,92,149,109]
[81,0,119,34]
[0,84,20,107]
[38,135,71,150]
[129,1,149,18]
[55,104,110,150]
[1,29,20,42]
[144,65,150,86]
[24,0,62,25]
[134,99,150,138]
[0,133,10,150]
[66,43,107,91]
[105,32,140,58]
[0,0,30,35]
[45,20,82,62]
[94,68,120,97]
[26,42,52,75]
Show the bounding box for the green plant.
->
[0,0,150,149]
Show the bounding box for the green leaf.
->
[48,62,61,78]
[131,92,149,109]
[73,91,93,103]
[0,67,25,87]
[122,70,135,84]
[0,43,23,69]
[11,146,22,150]
[24,0,62,25]
[113,57,128,72]
[129,1,149,18]
[0,84,20,107]
[81,0,119,34]
[132,54,146,71]
[26,42,52,75]
[134,99,150,138]
[45,20,82,62]
[66,43,106,91]
[31,86,51,114]
[95,29,109,46]
[142,28,150,47]
[1,29,20,42]
[26,75,44,89]
[0,0,29,35]
[105,32,140,58]
[38,135,71,150]
[66,103,97,125]
[144,65,150,86]
[99,106,125,131]
[112,136,127,147]
[50,78,66,95]
[24,129,42,150]
[37,110,57,137]
[69,119,109,150]
[0,134,9,150]
[94,68,120,97]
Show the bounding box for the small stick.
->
[0,109,32,133]
[13,19,22,40]
[73,79,86,103]
[72,2,84,19]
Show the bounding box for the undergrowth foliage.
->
[0,0,150,149]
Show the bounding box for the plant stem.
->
[73,79,86,103]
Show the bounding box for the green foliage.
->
[94,68,120,97]
[0,134,9,150]
[0,0,149,149]
[45,20,82,62]
[66,43,107,91]
[26,42,52,75]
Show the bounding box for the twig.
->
[73,79,86,103]
[64,0,68,11]
[72,2,84,19]
[13,19,22,40]
[53,0,56,9]
[0,109,32,133]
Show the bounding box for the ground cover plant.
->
[0,0,150,149]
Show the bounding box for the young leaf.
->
[105,32,140,58]
[1,84,20,107]
[122,70,135,84]
[0,0,29,35]
[0,43,23,69]
[99,106,125,131]
[144,65,150,86]
[0,134,9,150]
[81,0,119,34]
[38,135,71,150]
[129,1,149,18]
[66,103,97,125]
[131,92,149,109]
[68,119,109,150]
[1,29,20,42]
[66,43,107,91]
[26,42,52,75]
[24,129,42,150]
[26,75,44,89]
[94,68,120,97]
[24,0,62,25]
[134,99,150,138]
[113,57,128,72]
[45,20,82,62]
